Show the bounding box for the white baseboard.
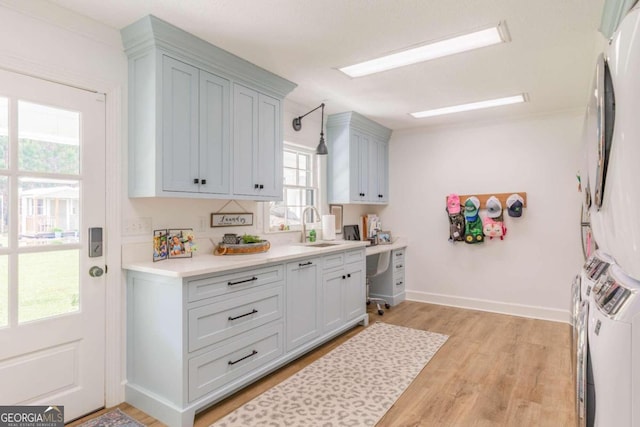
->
[405,290,571,324]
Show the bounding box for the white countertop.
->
[365,238,408,256]
[123,240,369,278]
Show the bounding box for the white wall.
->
[380,111,585,322]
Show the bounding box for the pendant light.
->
[292,103,328,155]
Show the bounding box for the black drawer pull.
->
[201,179,207,184]
[254,184,259,189]
[347,273,351,278]
[342,275,346,279]
[259,184,264,189]
[228,350,258,365]
[396,253,402,257]
[228,276,258,286]
[396,264,403,269]
[299,261,313,267]
[193,178,199,184]
[228,309,258,321]
[396,281,404,286]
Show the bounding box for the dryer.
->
[589,5,640,280]
[573,250,614,425]
[588,265,640,426]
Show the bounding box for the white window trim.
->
[262,142,320,234]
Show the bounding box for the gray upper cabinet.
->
[161,56,229,194]
[327,112,392,205]
[200,70,231,194]
[121,15,296,200]
[233,85,282,199]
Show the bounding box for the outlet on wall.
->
[123,217,152,236]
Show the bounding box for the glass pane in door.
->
[18,178,79,247]
[0,177,7,248]
[0,255,7,327]
[18,249,79,323]
[18,101,80,175]
[0,97,8,169]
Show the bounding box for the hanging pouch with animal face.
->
[483,216,507,240]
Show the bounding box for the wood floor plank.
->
[72,301,575,426]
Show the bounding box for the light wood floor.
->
[69,301,575,426]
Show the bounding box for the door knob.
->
[89,266,104,277]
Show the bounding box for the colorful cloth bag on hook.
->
[463,197,483,243]
[483,196,507,240]
[446,194,465,242]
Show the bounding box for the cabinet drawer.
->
[394,274,405,293]
[188,322,283,402]
[393,248,405,262]
[323,252,344,270]
[393,258,405,274]
[188,284,284,352]
[187,264,284,302]
[345,249,364,265]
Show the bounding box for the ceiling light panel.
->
[339,23,510,78]
[410,94,527,119]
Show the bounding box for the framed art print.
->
[153,229,168,262]
[167,229,194,259]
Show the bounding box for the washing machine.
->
[587,265,640,426]
[582,250,616,301]
[588,4,640,281]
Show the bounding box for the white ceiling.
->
[49,0,605,130]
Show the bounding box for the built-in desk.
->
[366,238,407,306]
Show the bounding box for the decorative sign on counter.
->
[211,213,254,227]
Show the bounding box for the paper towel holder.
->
[329,204,343,234]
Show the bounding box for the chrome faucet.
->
[301,206,321,243]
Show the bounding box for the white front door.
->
[0,69,106,422]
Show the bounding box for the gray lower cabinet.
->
[369,247,407,306]
[125,248,367,427]
[285,257,322,351]
[322,248,366,333]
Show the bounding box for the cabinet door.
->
[199,71,231,195]
[233,84,258,196]
[322,270,344,332]
[286,259,322,351]
[372,138,389,203]
[257,93,282,198]
[344,263,365,321]
[350,131,369,202]
[162,56,199,193]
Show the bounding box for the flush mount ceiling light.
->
[292,103,328,155]
[339,22,510,78]
[410,93,528,119]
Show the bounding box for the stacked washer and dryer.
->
[575,3,640,426]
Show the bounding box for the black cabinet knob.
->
[201,179,207,185]
[259,184,264,189]
[342,275,346,279]
[254,184,259,189]
[347,273,351,278]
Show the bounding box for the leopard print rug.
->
[212,322,448,427]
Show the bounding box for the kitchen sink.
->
[301,242,341,248]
